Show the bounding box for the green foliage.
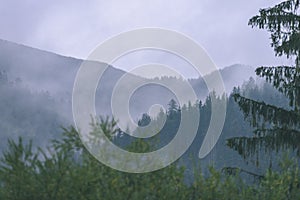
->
[258,155,300,200]
[255,66,300,109]
[227,0,300,164]
[0,121,189,200]
[249,0,300,63]
[0,120,299,199]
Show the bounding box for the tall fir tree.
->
[227,0,300,161]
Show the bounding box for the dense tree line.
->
[0,120,299,200]
[0,70,65,151]
[0,0,299,199]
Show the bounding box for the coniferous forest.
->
[0,0,300,199]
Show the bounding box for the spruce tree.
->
[227,0,300,161]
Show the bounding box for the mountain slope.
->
[0,39,258,146]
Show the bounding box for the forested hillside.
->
[0,0,299,199]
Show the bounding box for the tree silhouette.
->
[167,99,179,119]
[227,0,300,162]
[138,113,151,127]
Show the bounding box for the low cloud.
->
[0,0,293,77]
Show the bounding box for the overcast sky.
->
[0,0,295,78]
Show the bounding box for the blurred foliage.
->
[0,122,299,200]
